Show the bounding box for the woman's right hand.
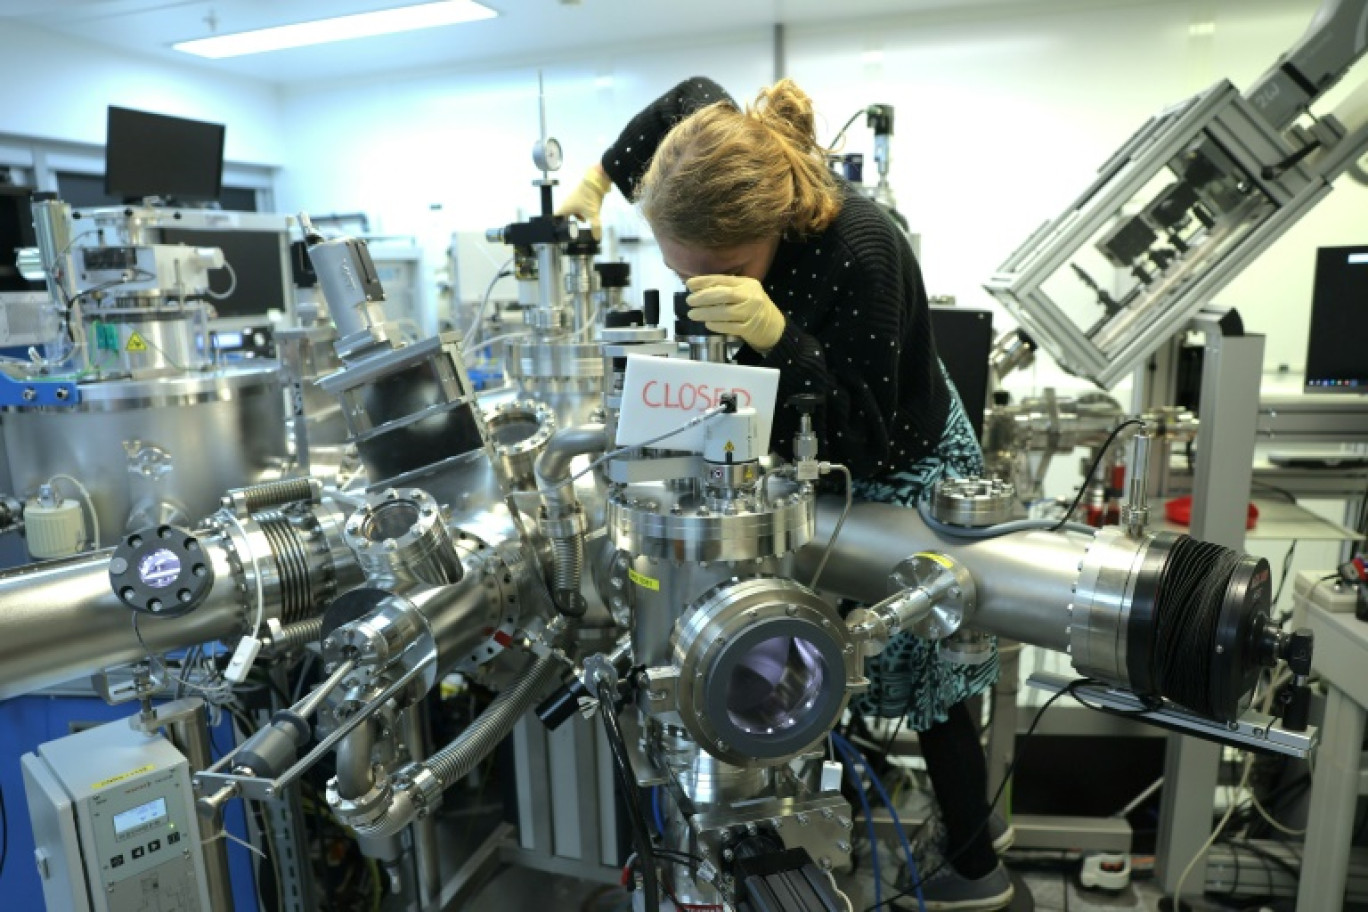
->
[555,164,612,239]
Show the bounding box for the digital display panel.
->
[1304,245,1368,392]
[112,797,167,836]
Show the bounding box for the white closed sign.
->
[616,354,780,452]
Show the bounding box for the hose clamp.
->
[395,763,444,818]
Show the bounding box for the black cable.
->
[1222,839,1300,885]
[879,715,906,760]
[864,679,1085,911]
[1260,140,1321,180]
[1271,541,1297,616]
[829,107,871,149]
[655,848,704,865]
[600,700,661,912]
[1051,419,1146,531]
[1251,481,1297,504]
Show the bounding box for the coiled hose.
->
[426,654,561,788]
[350,654,562,838]
[238,477,318,513]
[550,533,585,615]
[271,617,323,652]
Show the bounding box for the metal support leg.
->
[403,699,442,911]
[1155,736,1222,895]
[159,701,235,912]
[1156,315,1264,893]
[1297,684,1365,912]
[256,666,319,912]
[985,641,1020,800]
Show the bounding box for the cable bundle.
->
[1149,537,1243,718]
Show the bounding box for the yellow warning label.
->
[627,568,660,591]
[916,552,954,570]
[91,764,155,792]
[724,441,735,453]
[125,331,149,353]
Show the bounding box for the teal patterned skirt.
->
[848,369,999,731]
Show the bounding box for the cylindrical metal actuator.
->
[796,498,1088,653]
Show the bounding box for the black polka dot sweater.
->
[602,77,952,480]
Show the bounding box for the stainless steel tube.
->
[348,654,562,840]
[426,655,561,788]
[334,719,377,799]
[164,701,235,912]
[401,700,442,911]
[535,424,607,513]
[797,498,1093,654]
[0,546,248,699]
[405,575,502,676]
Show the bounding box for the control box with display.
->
[21,717,210,912]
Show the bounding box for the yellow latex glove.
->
[554,164,612,240]
[686,275,786,353]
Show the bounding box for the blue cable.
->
[650,786,666,837]
[832,732,926,912]
[833,736,883,910]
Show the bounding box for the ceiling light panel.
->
[173,1,498,59]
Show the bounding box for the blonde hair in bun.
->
[637,78,842,247]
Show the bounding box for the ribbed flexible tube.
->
[273,617,323,652]
[427,654,561,788]
[256,512,315,623]
[550,533,584,607]
[347,655,562,839]
[240,478,318,513]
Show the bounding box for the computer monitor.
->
[1304,244,1368,393]
[104,107,225,202]
[0,185,37,292]
[160,228,289,323]
[929,306,993,439]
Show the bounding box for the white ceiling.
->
[0,0,1063,85]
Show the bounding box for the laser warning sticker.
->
[125,331,149,353]
[627,568,660,591]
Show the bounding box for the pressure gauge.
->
[533,137,563,172]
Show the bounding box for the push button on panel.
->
[167,831,181,845]
[148,839,161,852]
[110,855,125,868]
[131,847,144,860]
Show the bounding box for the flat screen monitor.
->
[160,228,287,321]
[104,106,225,202]
[1304,245,1368,393]
[928,306,993,439]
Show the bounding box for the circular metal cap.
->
[888,552,977,641]
[110,525,215,617]
[1209,554,1273,722]
[929,476,1016,528]
[672,577,858,767]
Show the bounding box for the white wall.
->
[276,30,776,319]
[277,0,1367,388]
[785,0,1367,389]
[0,17,285,166]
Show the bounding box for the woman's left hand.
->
[685,275,786,353]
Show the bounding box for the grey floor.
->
[465,859,1184,912]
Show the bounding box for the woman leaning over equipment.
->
[557,76,1013,911]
